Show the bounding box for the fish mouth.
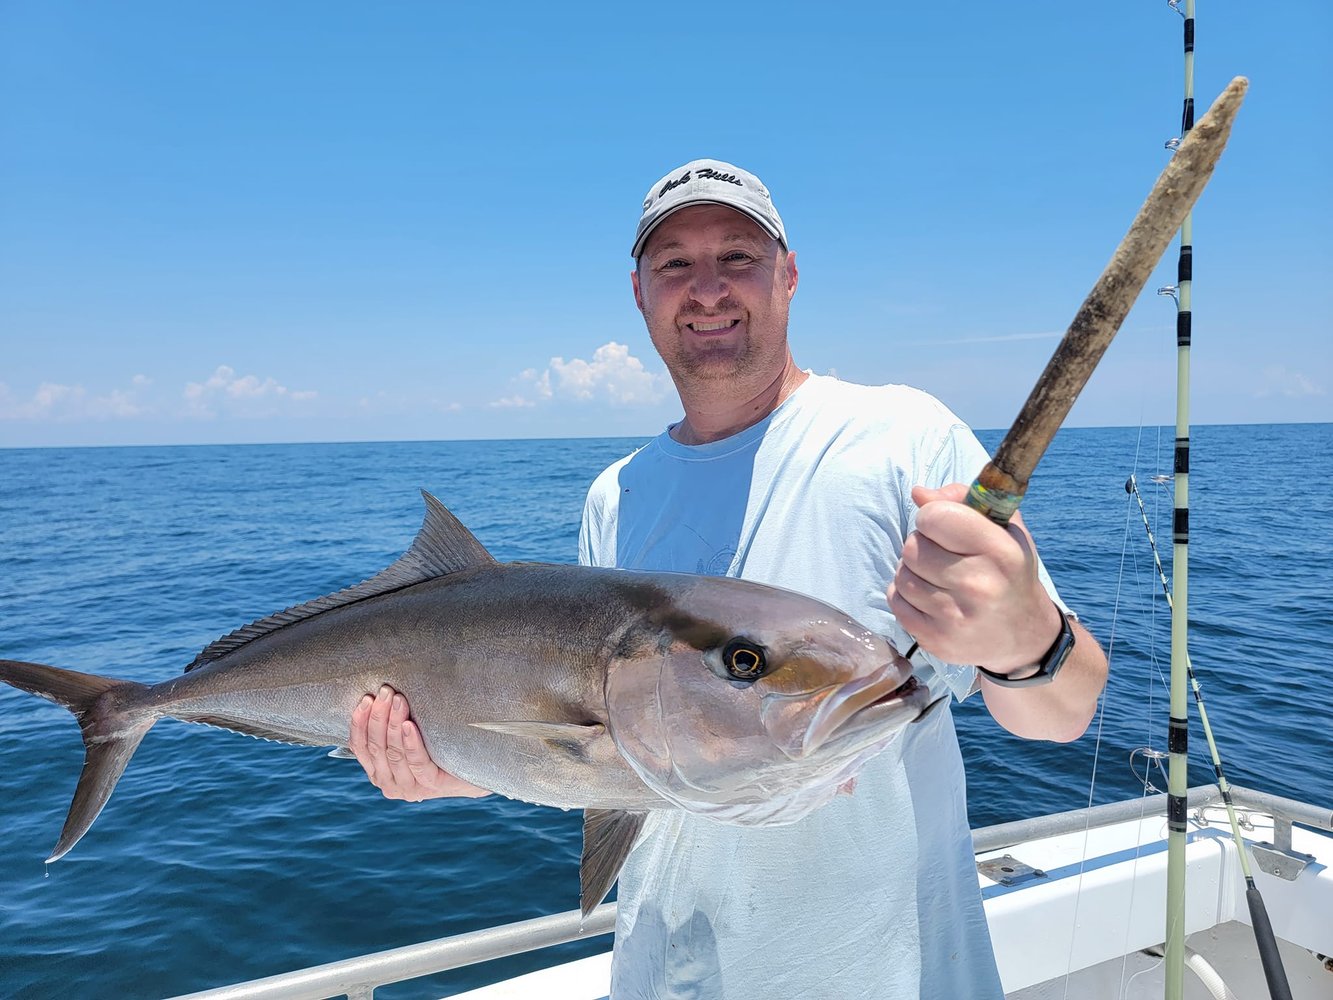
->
[800,670,932,757]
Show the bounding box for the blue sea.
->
[1,425,1330,999]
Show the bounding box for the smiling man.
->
[352,159,1108,999]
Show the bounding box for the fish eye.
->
[722,639,767,681]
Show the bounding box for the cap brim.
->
[632,200,786,259]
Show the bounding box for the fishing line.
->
[1126,473,1293,998]
[1055,553,1122,1000]
[1058,418,1181,999]
[1122,952,1165,1000]
[1127,463,1176,784]
[1113,435,1176,999]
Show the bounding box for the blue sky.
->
[2,2,1329,448]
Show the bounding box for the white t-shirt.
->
[579,374,1028,1000]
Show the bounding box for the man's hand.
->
[887,482,1062,673]
[889,482,1109,743]
[350,685,492,801]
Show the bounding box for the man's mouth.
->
[687,319,740,333]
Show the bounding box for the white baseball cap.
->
[632,158,787,259]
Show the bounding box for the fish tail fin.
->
[0,659,155,861]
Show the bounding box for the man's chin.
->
[679,358,748,381]
[676,344,752,377]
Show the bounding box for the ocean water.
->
[0,424,1329,999]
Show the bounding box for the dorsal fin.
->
[185,490,495,671]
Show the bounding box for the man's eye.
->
[722,252,753,263]
[660,258,690,270]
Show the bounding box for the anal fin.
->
[188,715,333,748]
[581,809,648,919]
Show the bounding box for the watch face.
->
[1043,613,1076,678]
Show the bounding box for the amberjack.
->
[0,492,935,914]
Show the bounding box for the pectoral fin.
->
[580,808,647,919]
[472,720,612,767]
[468,721,605,742]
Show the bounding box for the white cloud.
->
[31,382,84,414]
[492,342,669,409]
[2,367,318,424]
[1254,365,1324,399]
[89,387,148,418]
[0,379,152,421]
[182,365,317,418]
[489,394,535,409]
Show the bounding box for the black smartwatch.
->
[977,610,1076,687]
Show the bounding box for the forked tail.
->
[0,659,154,861]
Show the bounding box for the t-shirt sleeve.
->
[577,508,595,568]
[578,464,620,568]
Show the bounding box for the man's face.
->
[632,204,798,386]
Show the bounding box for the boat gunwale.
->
[162,783,1331,1000]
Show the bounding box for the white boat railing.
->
[972,783,1331,854]
[166,904,616,1000]
[164,784,1331,1000]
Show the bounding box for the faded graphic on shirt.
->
[698,546,737,576]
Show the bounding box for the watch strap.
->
[976,610,1075,687]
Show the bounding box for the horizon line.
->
[2,419,1328,453]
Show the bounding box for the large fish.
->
[0,492,935,914]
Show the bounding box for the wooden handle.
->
[967,76,1248,526]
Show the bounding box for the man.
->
[351,160,1108,998]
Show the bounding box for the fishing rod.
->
[936,56,1247,998]
[887,51,1248,990]
[1127,474,1293,999]
[1162,4,1197,995]
[1156,6,1290,997]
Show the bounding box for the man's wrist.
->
[977,606,1075,688]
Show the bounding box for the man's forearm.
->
[979,620,1108,742]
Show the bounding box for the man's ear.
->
[785,250,799,300]
[631,267,645,313]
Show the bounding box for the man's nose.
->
[688,264,729,308]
